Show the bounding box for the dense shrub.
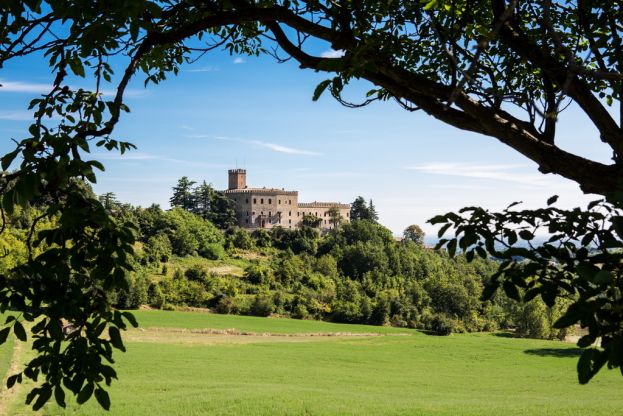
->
[250,294,275,317]
[429,315,455,336]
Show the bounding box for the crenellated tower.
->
[228,169,247,190]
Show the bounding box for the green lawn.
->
[130,309,415,334]
[0,335,14,384]
[5,311,623,415]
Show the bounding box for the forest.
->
[1,178,572,340]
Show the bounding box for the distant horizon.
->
[1,48,604,235]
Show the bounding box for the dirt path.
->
[124,327,385,345]
[0,341,24,416]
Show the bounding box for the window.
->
[289,219,291,224]
[245,219,249,224]
[278,200,281,204]
[289,211,291,216]
[269,211,272,219]
[252,211,255,215]
[261,198,264,204]
[246,198,249,203]
[253,198,256,204]
[269,198,272,204]
[289,200,292,205]
[246,211,249,216]
[324,212,327,217]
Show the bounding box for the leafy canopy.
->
[1,0,623,409]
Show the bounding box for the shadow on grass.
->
[491,332,514,338]
[524,348,583,358]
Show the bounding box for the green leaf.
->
[423,0,438,10]
[554,312,579,329]
[54,385,66,408]
[576,263,599,281]
[6,374,20,389]
[1,149,20,171]
[437,223,451,238]
[312,80,331,101]
[612,216,623,239]
[0,327,10,344]
[546,195,559,205]
[503,281,520,301]
[32,383,52,411]
[121,312,138,328]
[94,387,111,410]
[577,335,596,348]
[447,239,457,257]
[518,230,534,241]
[13,321,26,341]
[577,348,607,384]
[428,215,447,225]
[108,327,125,352]
[593,270,613,284]
[76,382,94,405]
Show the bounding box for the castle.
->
[223,169,350,231]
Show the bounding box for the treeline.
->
[0,184,573,339]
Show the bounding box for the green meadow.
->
[2,310,622,415]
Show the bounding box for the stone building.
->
[223,169,350,230]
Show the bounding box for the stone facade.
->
[223,169,350,231]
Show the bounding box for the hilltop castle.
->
[223,169,350,231]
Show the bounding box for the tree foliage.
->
[1,0,623,407]
[431,195,623,383]
[403,224,426,246]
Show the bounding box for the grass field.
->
[3,311,623,415]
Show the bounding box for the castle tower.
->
[228,169,247,190]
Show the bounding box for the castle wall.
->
[224,188,298,230]
[223,170,349,231]
[297,203,350,230]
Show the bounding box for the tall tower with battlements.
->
[228,169,247,190]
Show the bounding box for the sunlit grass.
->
[6,311,623,416]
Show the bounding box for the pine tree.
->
[368,199,379,222]
[170,176,196,211]
[350,196,369,220]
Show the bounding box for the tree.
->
[2,0,623,406]
[99,192,120,213]
[350,196,370,221]
[403,225,426,246]
[327,207,343,228]
[301,213,322,228]
[368,199,379,222]
[192,181,215,219]
[170,177,196,211]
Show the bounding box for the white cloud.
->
[0,81,50,94]
[184,65,219,73]
[0,111,33,121]
[320,49,345,58]
[189,134,322,156]
[92,151,227,168]
[0,79,145,98]
[233,57,245,64]
[404,162,573,188]
[251,140,321,156]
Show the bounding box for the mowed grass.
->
[130,309,414,334]
[6,311,623,416]
[0,335,14,384]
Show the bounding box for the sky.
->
[0,40,614,236]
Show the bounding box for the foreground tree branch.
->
[2,0,623,408]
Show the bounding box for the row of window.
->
[242,198,293,205]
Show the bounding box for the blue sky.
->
[0,44,611,235]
